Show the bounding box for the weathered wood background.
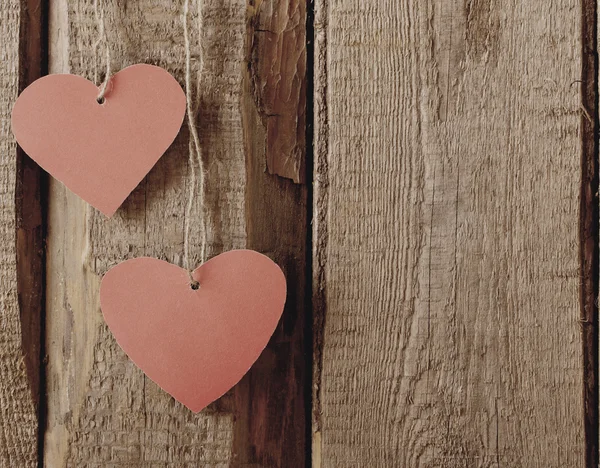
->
[0,0,596,467]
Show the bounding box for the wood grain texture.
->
[313,0,585,466]
[0,1,40,466]
[249,0,307,183]
[45,0,307,466]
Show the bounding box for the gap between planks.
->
[581,0,599,466]
[15,0,49,465]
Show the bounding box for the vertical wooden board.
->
[313,0,584,467]
[45,0,307,466]
[0,1,39,466]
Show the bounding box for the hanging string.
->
[93,0,111,102]
[90,0,206,281]
[182,0,207,284]
[81,0,111,268]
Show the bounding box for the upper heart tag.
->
[99,250,287,412]
[11,64,186,217]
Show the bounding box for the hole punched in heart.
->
[96,72,110,105]
[187,269,200,290]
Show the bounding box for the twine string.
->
[93,0,111,102]
[183,0,207,285]
[92,0,207,286]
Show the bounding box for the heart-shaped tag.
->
[99,250,286,412]
[11,64,186,216]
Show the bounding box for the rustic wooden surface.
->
[44,0,307,467]
[1,0,598,466]
[0,1,40,466]
[313,0,586,467]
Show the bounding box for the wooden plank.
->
[313,0,585,466]
[45,0,307,466]
[0,1,40,466]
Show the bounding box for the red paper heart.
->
[11,64,186,216]
[99,250,286,412]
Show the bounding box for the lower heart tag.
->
[99,249,286,412]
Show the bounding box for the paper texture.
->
[11,64,186,216]
[100,250,287,412]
